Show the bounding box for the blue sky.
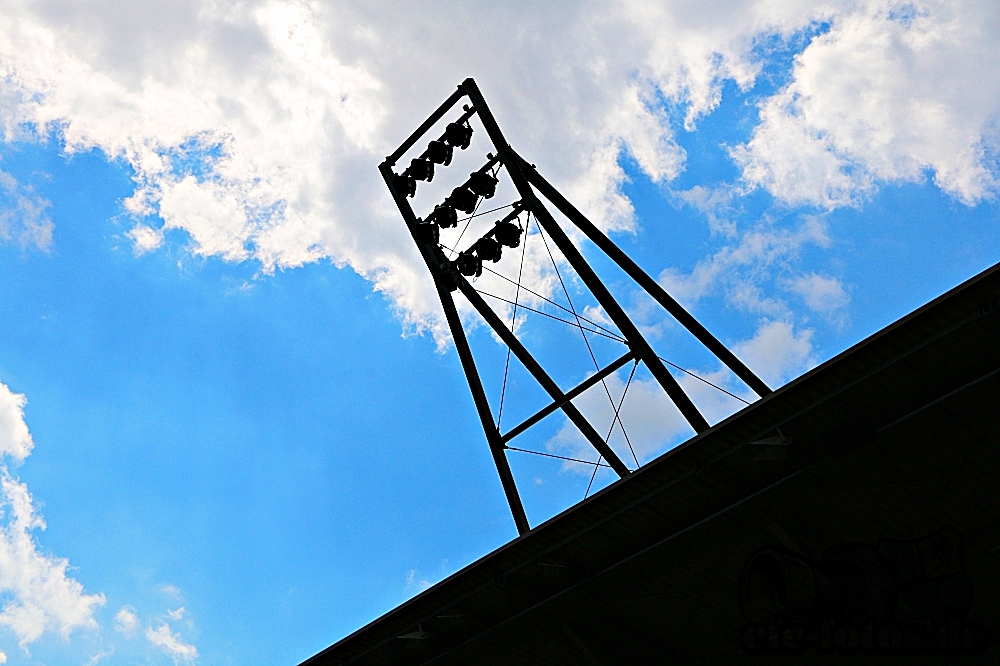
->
[0,1,998,664]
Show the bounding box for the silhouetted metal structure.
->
[302,79,1000,666]
[379,78,772,535]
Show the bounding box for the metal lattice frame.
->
[379,78,772,535]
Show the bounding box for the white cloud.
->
[166,606,185,621]
[114,606,139,636]
[0,0,854,341]
[0,383,33,462]
[675,185,738,237]
[733,320,818,387]
[787,272,850,317]
[125,224,163,256]
[734,1,1000,207]
[0,168,52,251]
[0,1,995,344]
[0,380,106,650]
[0,471,106,649]
[85,648,113,665]
[146,623,198,664]
[658,216,831,315]
[155,583,182,600]
[404,569,431,594]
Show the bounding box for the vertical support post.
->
[437,279,531,535]
[462,78,711,434]
[379,162,530,536]
[514,154,773,399]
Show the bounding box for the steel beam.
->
[515,153,773,399]
[386,86,466,167]
[501,351,635,444]
[461,78,710,434]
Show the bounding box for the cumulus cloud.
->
[146,623,198,664]
[125,223,163,256]
[733,320,818,386]
[734,1,1000,207]
[0,1,994,345]
[12,0,986,339]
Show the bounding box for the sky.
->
[0,0,997,663]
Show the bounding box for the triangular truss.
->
[380,78,772,535]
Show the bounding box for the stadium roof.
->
[304,260,1000,665]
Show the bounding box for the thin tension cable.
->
[585,359,638,498]
[537,223,640,467]
[496,212,532,428]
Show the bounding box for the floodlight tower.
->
[380,79,771,535]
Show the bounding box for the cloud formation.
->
[146,622,198,664]
[1,1,994,338]
[113,606,139,636]
[0,169,52,251]
[733,1,1000,207]
[0,472,105,649]
[0,382,105,650]
[0,383,33,462]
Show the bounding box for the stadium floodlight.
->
[379,79,773,535]
[392,173,416,198]
[425,204,458,228]
[467,170,498,199]
[444,186,478,214]
[425,140,453,166]
[455,251,482,277]
[405,157,434,182]
[443,121,473,149]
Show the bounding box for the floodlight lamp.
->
[427,204,458,228]
[426,140,453,166]
[473,237,502,263]
[444,122,473,149]
[467,171,498,199]
[456,252,482,277]
[493,220,522,248]
[393,173,416,198]
[446,186,478,214]
[406,158,434,182]
[415,222,439,245]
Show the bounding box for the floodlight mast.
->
[379,78,771,536]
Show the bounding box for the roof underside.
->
[305,261,1000,666]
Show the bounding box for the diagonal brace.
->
[501,351,635,444]
[515,152,772,399]
[455,278,632,478]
